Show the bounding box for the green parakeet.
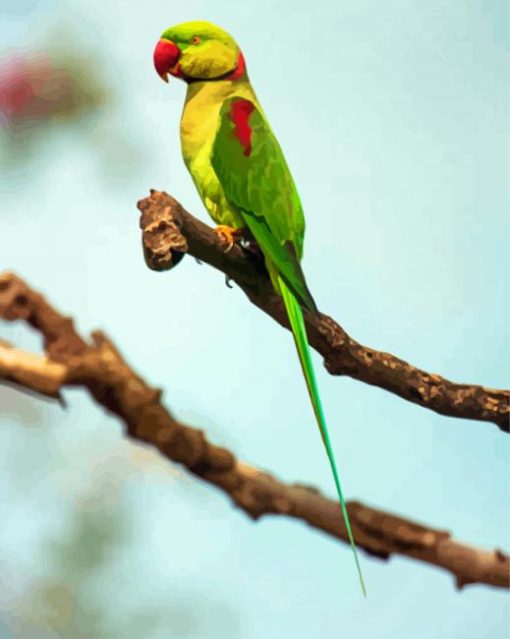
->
[154,20,366,594]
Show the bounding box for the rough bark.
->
[137,191,509,433]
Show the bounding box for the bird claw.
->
[214,225,243,252]
[225,275,233,289]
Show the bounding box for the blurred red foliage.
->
[0,49,109,130]
[0,43,138,179]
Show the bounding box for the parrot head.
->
[153,21,246,84]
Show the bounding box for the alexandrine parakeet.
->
[154,20,366,594]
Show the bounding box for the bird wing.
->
[211,97,316,311]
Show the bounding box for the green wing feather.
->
[211,98,316,312]
[211,98,366,595]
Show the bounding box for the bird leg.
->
[214,225,244,252]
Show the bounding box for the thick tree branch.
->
[0,272,508,591]
[137,190,509,433]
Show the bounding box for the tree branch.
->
[0,339,66,397]
[137,190,509,433]
[0,271,508,591]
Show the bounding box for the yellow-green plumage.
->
[157,20,366,595]
[181,80,256,229]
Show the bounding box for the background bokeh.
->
[0,1,508,637]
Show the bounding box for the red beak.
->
[153,38,181,82]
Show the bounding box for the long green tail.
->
[278,275,367,596]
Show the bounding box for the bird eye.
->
[190,35,201,45]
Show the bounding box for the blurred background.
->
[0,1,508,637]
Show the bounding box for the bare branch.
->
[137,190,509,433]
[0,271,507,590]
[0,341,66,397]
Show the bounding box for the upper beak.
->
[153,38,181,82]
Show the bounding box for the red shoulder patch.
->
[229,99,255,157]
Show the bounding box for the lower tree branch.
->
[137,190,509,432]
[0,339,66,397]
[0,271,508,591]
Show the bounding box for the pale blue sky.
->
[0,1,509,637]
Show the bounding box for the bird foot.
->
[214,225,244,252]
